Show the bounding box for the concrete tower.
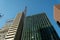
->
[5,7,27,40]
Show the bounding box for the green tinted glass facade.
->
[21,13,59,40]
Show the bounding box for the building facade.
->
[5,7,26,40]
[5,13,25,40]
[0,19,13,40]
[54,4,60,26]
[21,13,59,40]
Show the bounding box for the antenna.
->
[23,6,27,16]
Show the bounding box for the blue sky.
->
[0,0,60,37]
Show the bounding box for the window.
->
[0,35,1,37]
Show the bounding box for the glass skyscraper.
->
[21,13,59,40]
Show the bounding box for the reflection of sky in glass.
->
[0,0,60,37]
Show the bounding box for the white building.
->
[0,19,13,40]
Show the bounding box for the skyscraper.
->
[0,19,13,40]
[21,13,59,40]
[5,12,25,40]
[5,6,27,40]
[54,4,60,26]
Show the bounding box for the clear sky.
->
[0,0,60,37]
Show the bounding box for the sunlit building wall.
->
[5,10,26,40]
[54,5,60,26]
[0,19,13,40]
